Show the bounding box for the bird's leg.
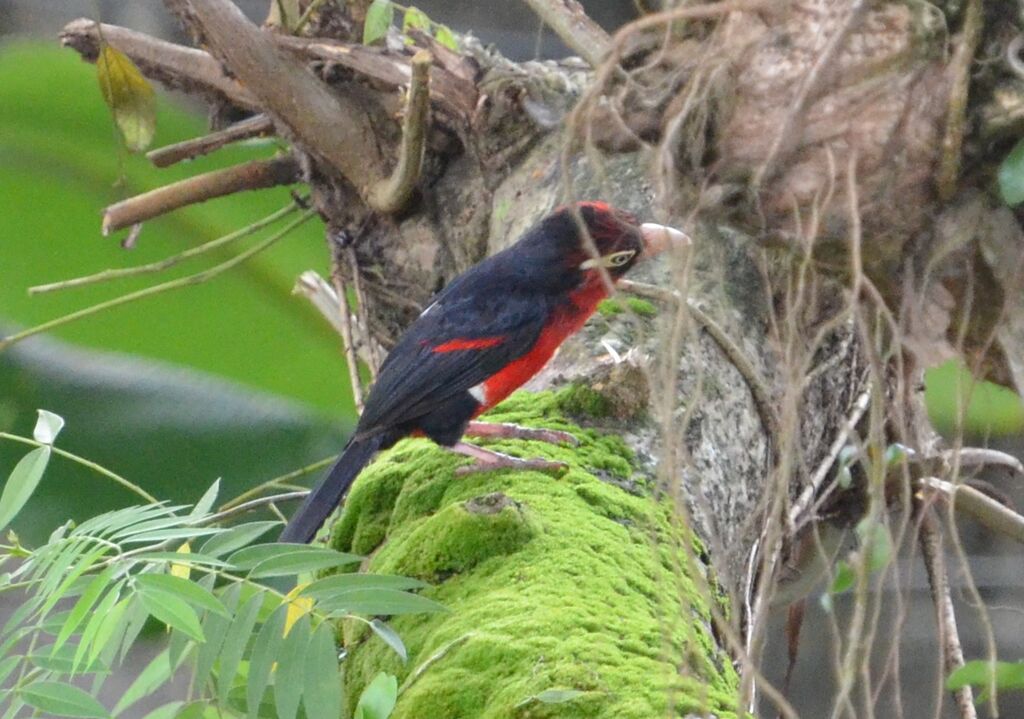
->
[463,421,578,446]
[449,441,569,477]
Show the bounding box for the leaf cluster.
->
[0,411,442,719]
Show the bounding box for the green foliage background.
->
[1,41,1022,541]
[0,43,357,540]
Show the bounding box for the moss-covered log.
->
[331,390,737,718]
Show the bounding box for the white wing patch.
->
[468,383,487,404]
[420,301,439,318]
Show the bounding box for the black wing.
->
[356,285,551,434]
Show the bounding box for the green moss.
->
[555,384,613,419]
[625,297,658,318]
[596,298,624,316]
[331,391,738,718]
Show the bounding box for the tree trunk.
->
[59,0,1024,716]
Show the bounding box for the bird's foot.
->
[450,441,569,477]
[463,421,578,446]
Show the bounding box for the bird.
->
[280,202,688,543]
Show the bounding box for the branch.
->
[277,35,478,120]
[60,18,256,109]
[918,510,977,719]
[146,114,275,168]
[921,476,1024,544]
[368,50,431,213]
[102,155,300,234]
[521,0,610,67]
[164,0,384,201]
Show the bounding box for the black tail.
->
[279,435,384,544]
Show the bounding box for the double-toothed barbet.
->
[280,202,687,543]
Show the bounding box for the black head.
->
[496,201,687,295]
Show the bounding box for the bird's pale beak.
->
[640,222,690,257]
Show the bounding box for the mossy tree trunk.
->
[61,0,1024,716]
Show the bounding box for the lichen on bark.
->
[330,390,738,718]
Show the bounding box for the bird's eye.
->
[606,250,635,267]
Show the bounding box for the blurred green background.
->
[0,42,357,541]
[2,41,1023,544]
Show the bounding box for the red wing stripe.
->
[432,336,506,353]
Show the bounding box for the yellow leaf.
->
[96,42,156,152]
[284,583,313,637]
[171,541,191,579]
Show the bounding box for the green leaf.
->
[132,551,230,568]
[515,689,586,707]
[217,591,263,706]
[363,0,393,44]
[434,25,458,51]
[87,596,131,669]
[193,582,239,693]
[112,649,173,716]
[401,6,431,33]
[200,521,279,558]
[72,579,124,673]
[20,680,110,718]
[0,445,50,531]
[139,702,184,719]
[53,564,118,655]
[138,584,204,642]
[998,138,1024,206]
[0,655,20,686]
[247,603,287,719]
[883,443,908,467]
[303,622,342,719]
[947,660,1024,691]
[354,673,398,719]
[228,543,361,577]
[301,573,426,601]
[33,409,65,444]
[274,614,311,719]
[96,42,156,152]
[855,518,893,572]
[30,643,109,674]
[189,479,221,518]
[369,619,406,663]
[121,527,223,544]
[118,597,152,663]
[820,560,855,612]
[318,588,447,616]
[136,573,230,618]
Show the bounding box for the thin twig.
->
[791,385,872,529]
[146,114,275,168]
[752,0,867,188]
[292,270,384,367]
[619,279,781,444]
[31,201,300,294]
[0,432,157,503]
[399,633,475,695]
[368,50,432,213]
[203,491,307,525]
[218,454,338,512]
[102,154,300,234]
[0,211,315,353]
[944,448,1024,478]
[521,0,610,67]
[918,509,978,719]
[346,247,381,378]
[329,245,366,412]
[921,476,1024,544]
